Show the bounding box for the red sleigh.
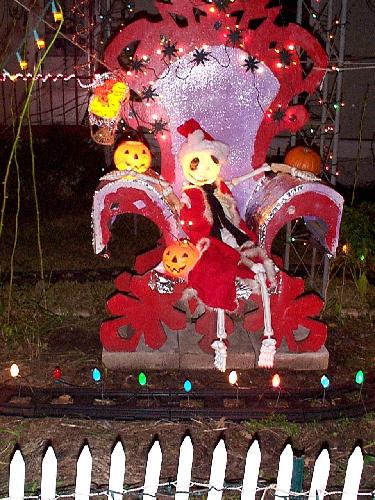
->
[92,0,343,368]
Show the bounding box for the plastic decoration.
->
[92,367,102,382]
[284,146,322,175]
[53,366,62,380]
[114,141,152,172]
[243,256,327,352]
[320,374,330,389]
[246,175,343,258]
[138,371,147,386]
[229,370,238,386]
[162,240,200,279]
[100,270,186,351]
[271,374,281,388]
[33,30,45,50]
[52,1,63,22]
[104,0,328,189]
[16,52,27,71]
[183,379,192,392]
[88,73,129,145]
[92,0,344,365]
[10,364,19,378]
[355,370,364,385]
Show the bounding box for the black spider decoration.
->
[272,108,286,122]
[141,85,158,103]
[228,28,242,45]
[130,56,147,73]
[162,40,178,60]
[192,48,211,66]
[279,48,292,67]
[214,20,222,30]
[151,118,169,134]
[243,55,260,73]
[212,0,231,12]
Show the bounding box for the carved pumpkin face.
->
[114,141,152,172]
[162,240,200,278]
[284,146,322,175]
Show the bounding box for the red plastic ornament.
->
[53,366,62,380]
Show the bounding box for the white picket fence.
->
[8,437,366,500]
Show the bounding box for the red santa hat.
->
[177,119,229,170]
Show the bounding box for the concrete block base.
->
[102,325,329,371]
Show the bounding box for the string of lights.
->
[1,59,375,87]
[8,0,110,72]
[0,483,374,499]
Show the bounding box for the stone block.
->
[250,334,329,370]
[102,349,180,370]
[102,325,328,371]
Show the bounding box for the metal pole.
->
[330,0,348,185]
[284,221,291,271]
[322,253,331,299]
[284,0,303,270]
[321,0,347,299]
[290,0,303,149]
[319,0,333,159]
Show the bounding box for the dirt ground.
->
[0,209,375,496]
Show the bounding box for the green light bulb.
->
[355,370,364,385]
[138,371,147,386]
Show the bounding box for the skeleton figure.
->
[175,119,276,370]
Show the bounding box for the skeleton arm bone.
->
[270,163,321,181]
[228,164,271,187]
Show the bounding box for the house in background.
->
[0,0,374,187]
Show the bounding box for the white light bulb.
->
[10,363,19,378]
[229,370,238,385]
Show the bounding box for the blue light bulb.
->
[183,379,192,393]
[320,374,330,389]
[92,367,102,382]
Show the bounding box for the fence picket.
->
[75,444,92,500]
[41,446,57,500]
[176,436,193,500]
[143,440,162,498]
[2,436,368,499]
[341,446,363,500]
[309,448,330,500]
[9,449,25,500]
[241,439,261,500]
[207,439,227,500]
[108,441,125,500]
[275,444,293,499]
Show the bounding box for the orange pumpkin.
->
[114,140,152,173]
[284,146,322,175]
[162,240,200,278]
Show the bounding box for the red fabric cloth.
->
[187,238,241,311]
[177,118,214,141]
[181,180,258,310]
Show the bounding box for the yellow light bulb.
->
[54,10,63,22]
[36,39,46,49]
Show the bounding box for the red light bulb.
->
[53,366,62,380]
